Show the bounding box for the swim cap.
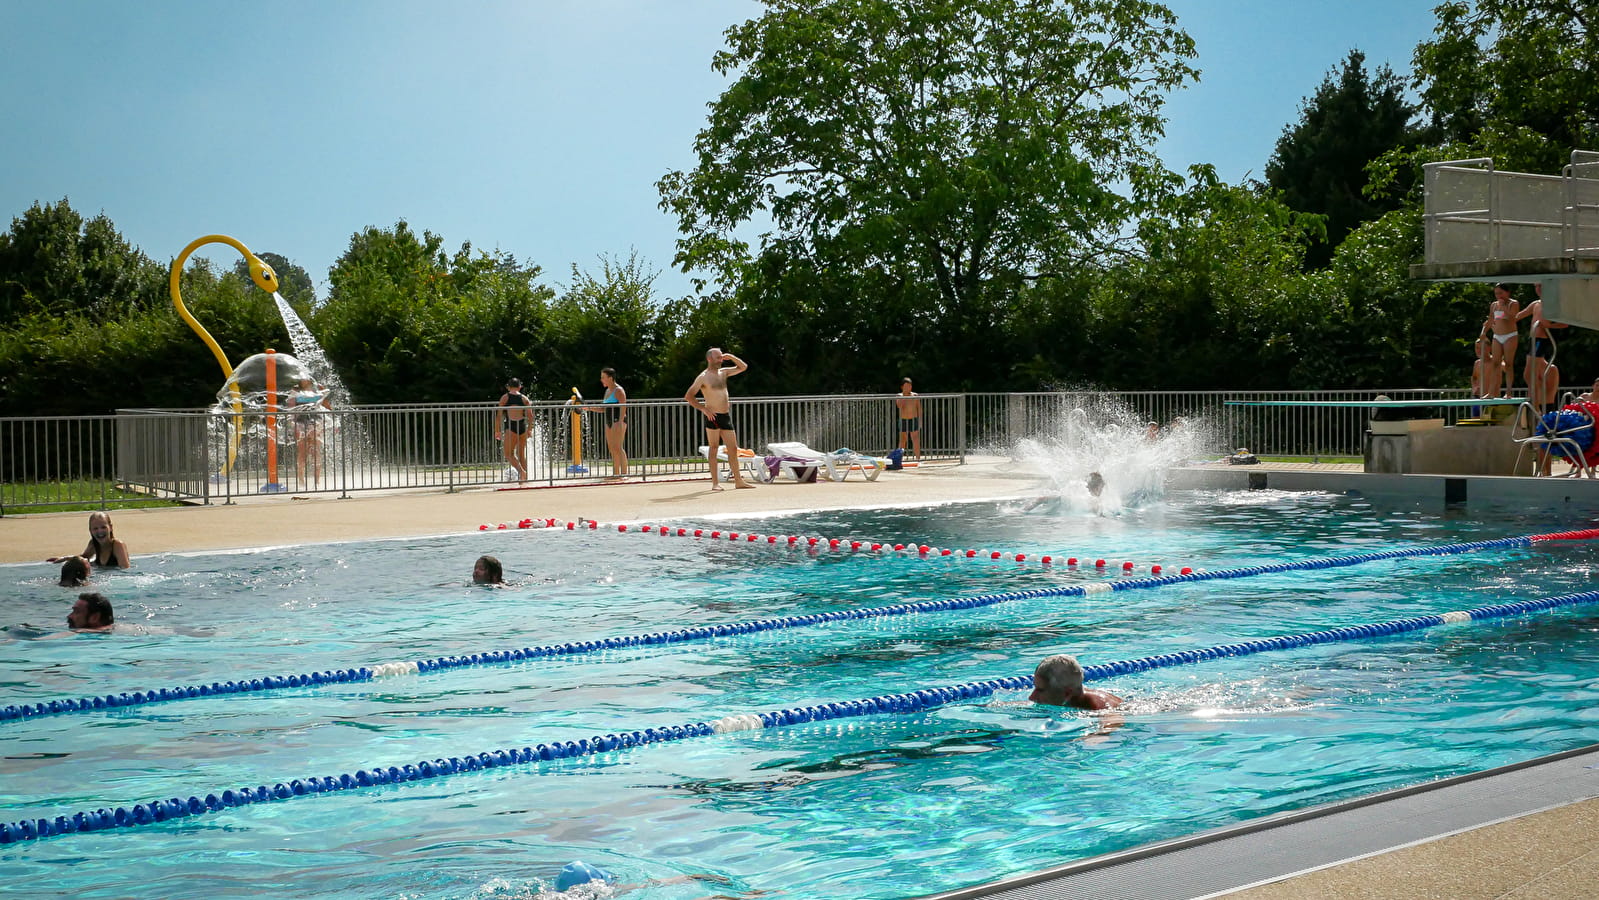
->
[554,860,614,891]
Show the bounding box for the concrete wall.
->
[1173,466,1599,511]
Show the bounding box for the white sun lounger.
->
[766,442,886,482]
[697,445,766,483]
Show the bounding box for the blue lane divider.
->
[6,585,1597,845]
[0,535,1541,725]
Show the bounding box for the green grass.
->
[1,481,185,515]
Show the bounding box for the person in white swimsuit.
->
[1482,283,1520,398]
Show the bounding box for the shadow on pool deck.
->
[6,454,1598,899]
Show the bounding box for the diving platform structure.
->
[1392,151,1599,477]
[1412,150,1599,326]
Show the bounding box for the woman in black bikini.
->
[496,378,532,482]
[47,512,131,569]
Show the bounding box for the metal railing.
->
[3,389,1558,513]
[1423,151,1599,265]
[964,389,1492,458]
[95,394,964,507]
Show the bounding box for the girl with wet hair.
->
[47,512,131,569]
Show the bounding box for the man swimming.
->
[685,347,755,491]
[1029,654,1123,709]
[66,592,114,632]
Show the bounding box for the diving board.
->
[1225,398,1524,409]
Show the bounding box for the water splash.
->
[1010,394,1214,515]
[273,293,354,407]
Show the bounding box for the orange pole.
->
[263,348,285,492]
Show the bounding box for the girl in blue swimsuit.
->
[598,367,628,478]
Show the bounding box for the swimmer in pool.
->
[66,592,114,632]
[1029,654,1123,710]
[473,555,504,585]
[47,511,130,569]
[550,860,746,897]
[58,556,90,587]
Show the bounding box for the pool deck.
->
[7,456,1599,899]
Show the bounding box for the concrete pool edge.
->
[917,742,1599,900]
[1172,462,1599,508]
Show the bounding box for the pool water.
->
[5,490,1599,899]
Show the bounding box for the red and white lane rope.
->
[479,517,1197,576]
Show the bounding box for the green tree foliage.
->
[231,251,317,311]
[658,0,1198,326]
[312,221,557,403]
[546,251,672,396]
[0,198,164,324]
[0,257,287,416]
[1266,50,1420,267]
[1066,168,1321,389]
[1414,0,1599,170]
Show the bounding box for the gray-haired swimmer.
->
[544,860,751,897]
[473,555,504,585]
[1030,654,1122,710]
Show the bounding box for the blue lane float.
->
[0,533,1554,725]
[7,585,1599,845]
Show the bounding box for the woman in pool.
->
[285,377,331,488]
[47,512,130,569]
[472,555,504,585]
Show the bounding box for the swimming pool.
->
[5,491,1599,899]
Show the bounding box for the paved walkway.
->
[8,458,1596,899]
[1,458,1038,564]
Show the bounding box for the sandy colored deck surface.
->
[1227,796,1599,899]
[7,457,1597,899]
[0,458,1037,564]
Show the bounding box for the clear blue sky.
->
[0,0,1442,302]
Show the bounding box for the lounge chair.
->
[697,445,766,483]
[765,442,887,482]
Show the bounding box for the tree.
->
[658,0,1198,322]
[1084,167,1322,389]
[1414,0,1599,171]
[1266,50,1420,267]
[0,198,163,324]
[313,221,555,403]
[546,251,672,395]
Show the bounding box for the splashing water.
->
[1010,394,1214,514]
[273,293,354,408]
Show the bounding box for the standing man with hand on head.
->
[685,347,755,491]
[896,377,922,461]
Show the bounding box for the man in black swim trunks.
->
[496,378,532,482]
[684,348,755,491]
